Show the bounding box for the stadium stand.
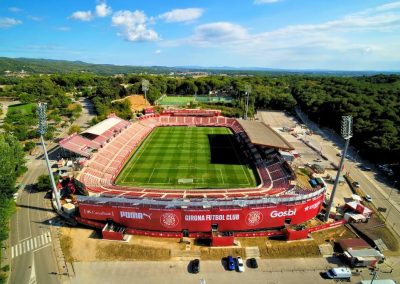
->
[69,111,302,200]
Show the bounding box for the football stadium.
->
[59,109,327,242]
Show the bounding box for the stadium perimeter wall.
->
[77,193,324,233]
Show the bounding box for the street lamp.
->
[244,84,251,120]
[384,181,397,222]
[324,116,353,222]
[142,79,150,107]
[38,102,62,211]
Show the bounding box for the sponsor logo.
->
[120,211,152,220]
[245,211,263,226]
[84,210,113,217]
[270,209,296,218]
[160,212,179,228]
[304,201,321,212]
[184,214,240,221]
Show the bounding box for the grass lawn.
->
[7,103,36,114]
[158,96,234,106]
[115,126,257,189]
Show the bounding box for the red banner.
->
[78,194,324,232]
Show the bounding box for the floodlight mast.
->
[142,79,150,107]
[38,102,62,211]
[244,84,251,120]
[324,116,353,222]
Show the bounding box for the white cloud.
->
[159,8,204,23]
[155,49,161,54]
[28,16,43,21]
[112,10,158,42]
[69,11,93,21]
[96,2,112,17]
[57,26,71,32]
[0,17,22,28]
[162,2,400,69]
[9,7,22,13]
[192,22,249,45]
[254,0,281,4]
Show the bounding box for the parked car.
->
[249,258,258,268]
[360,165,372,171]
[191,259,200,274]
[325,267,351,281]
[227,256,235,271]
[364,194,372,202]
[353,181,360,188]
[314,158,322,162]
[236,256,245,272]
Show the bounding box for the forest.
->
[1,73,399,163]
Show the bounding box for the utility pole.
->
[244,84,251,120]
[142,79,149,107]
[324,116,353,222]
[38,102,62,211]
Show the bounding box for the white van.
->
[325,267,352,280]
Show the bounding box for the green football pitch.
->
[115,126,258,189]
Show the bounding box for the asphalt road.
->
[9,159,59,284]
[296,109,400,237]
[7,97,95,284]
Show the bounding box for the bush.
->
[23,141,36,152]
[36,174,51,191]
[68,125,81,135]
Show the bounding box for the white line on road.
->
[22,242,26,253]
[18,243,22,255]
[41,234,45,245]
[30,239,34,250]
[12,246,15,258]
[31,244,51,253]
[34,237,37,248]
[27,239,30,251]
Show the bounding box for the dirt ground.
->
[61,225,364,262]
[111,95,150,112]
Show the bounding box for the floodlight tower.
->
[324,115,353,222]
[142,79,150,107]
[38,102,62,211]
[244,84,252,120]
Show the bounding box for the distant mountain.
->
[0,57,399,76]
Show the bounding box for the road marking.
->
[11,232,52,259]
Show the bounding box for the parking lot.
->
[71,257,369,284]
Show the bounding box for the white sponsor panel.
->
[304,201,321,212]
[184,214,240,222]
[270,208,296,218]
[120,211,152,220]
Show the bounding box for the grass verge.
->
[96,243,170,261]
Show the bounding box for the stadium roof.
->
[82,117,122,136]
[237,120,294,150]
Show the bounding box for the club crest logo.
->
[160,212,179,228]
[245,211,263,226]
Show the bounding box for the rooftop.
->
[237,120,294,150]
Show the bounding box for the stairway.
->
[245,246,260,258]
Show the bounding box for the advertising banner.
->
[78,194,324,232]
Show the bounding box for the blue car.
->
[227,256,235,271]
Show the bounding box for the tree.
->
[36,175,51,191]
[68,125,81,135]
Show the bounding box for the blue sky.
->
[1,0,400,70]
